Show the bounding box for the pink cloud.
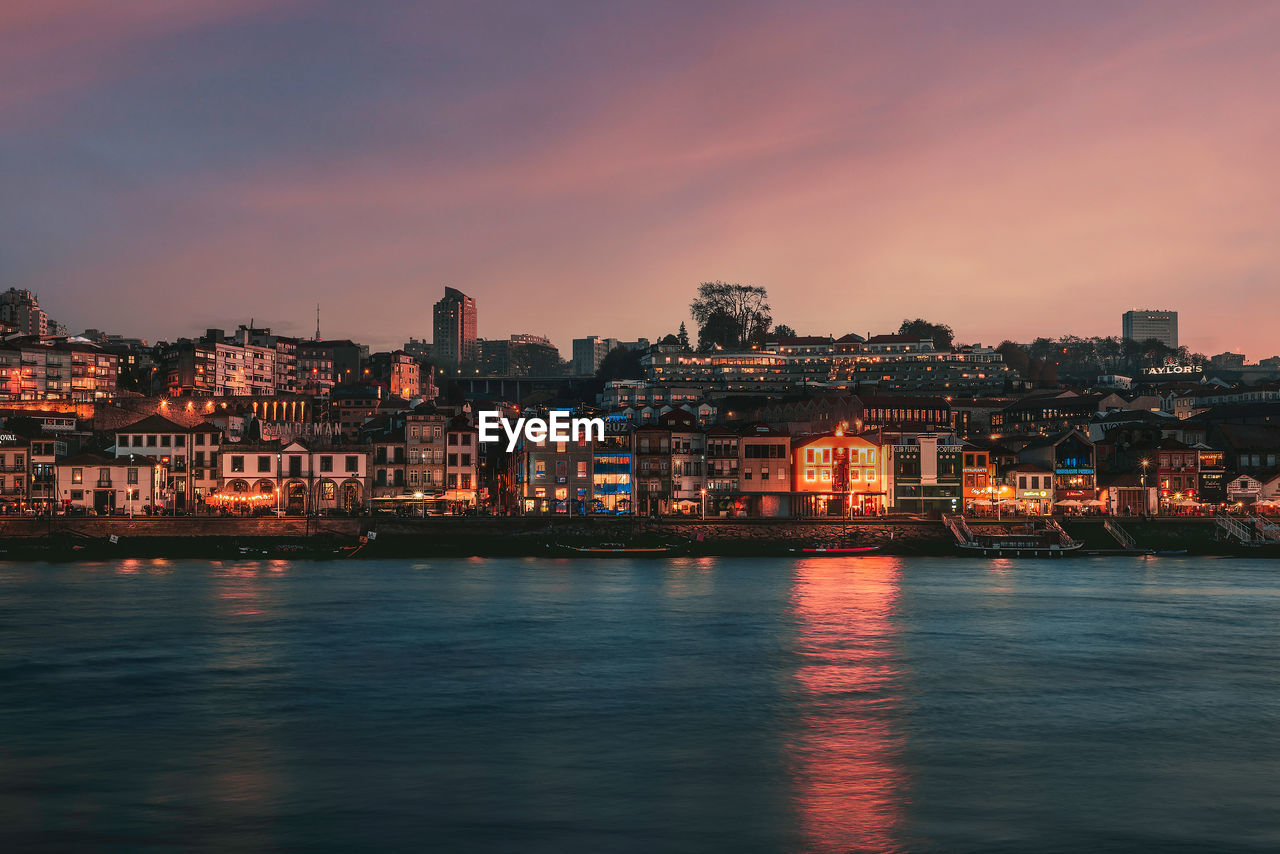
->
[20,2,1280,358]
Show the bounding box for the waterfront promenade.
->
[0,515,1247,558]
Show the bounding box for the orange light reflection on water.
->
[789,556,908,854]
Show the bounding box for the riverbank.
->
[0,516,1270,558]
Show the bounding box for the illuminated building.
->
[889,433,963,513]
[791,428,889,516]
[1016,430,1098,502]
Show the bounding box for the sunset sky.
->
[4,1,1279,358]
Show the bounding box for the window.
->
[448,434,458,446]
[535,460,546,479]
[231,456,244,472]
[128,468,138,484]
[321,481,335,500]
[576,461,587,479]
[805,467,815,482]
[1019,476,1027,489]
[462,474,471,489]
[72,468,83,484]
[320,456,333,472]
[461,454,470,466]
[761,468,769,480]
[175,435,185,447]
[132,435,142,447]
[345,456,358,473]
[258,456,271,473]
[160,435,171,447]
[744,470,752,480]
[146,436,157,447]
[462,434,472,446]
[448,454,458,467]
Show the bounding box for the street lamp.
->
[1140,459,1150,517]
[277,452,282,517]
[700,487,707,520]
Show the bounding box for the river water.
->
[1,556,1277,852]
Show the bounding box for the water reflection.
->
[789,557,908,853]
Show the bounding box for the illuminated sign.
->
[1142,363,1203,377]
[1021,490,1049,498]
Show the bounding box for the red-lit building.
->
[791,428,888,517]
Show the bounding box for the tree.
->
[773,324,797,339]
[697,310,741,351]
[996,340,1030,376]
[690,281,771,349]
[596,346,644,382]
[897,318,954,351]
[659,333,680,346]
[677,322,690,348]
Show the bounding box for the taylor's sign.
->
[1142,363,1202,377]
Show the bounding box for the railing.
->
[1104,519,1137,550]
[1215,511,1254,544]
[942,513,975,544]
[1252,515,1280,543]
[1043,518,1080,548]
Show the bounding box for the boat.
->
[232,540,364,559]
[788,544,882,556]
[946,514,1082,558]
[553,542,688,557]
[956,536,1083,558]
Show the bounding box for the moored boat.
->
[788,544,882,556]
[956,537,1083,558]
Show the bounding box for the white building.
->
[56,452,163,515]
[215,440,369,515]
